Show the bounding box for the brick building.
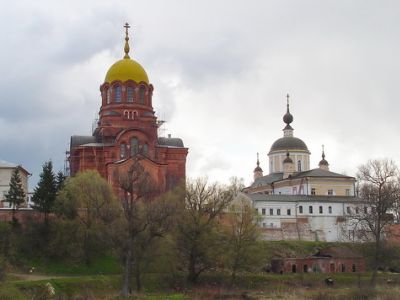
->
[271,247,365,274]
[68,24,188,192]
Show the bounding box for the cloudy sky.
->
[1,0,399,189]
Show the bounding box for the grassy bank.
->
[2,240,400,299]
[2,271,400,300]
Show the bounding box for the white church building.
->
[243,96,362,242]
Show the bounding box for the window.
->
[303,265,308,273]
[120,143,126,159]
[142,143,148,156]
[341,264,346,272]
[293,187,297,194]
[352,264,356,272]
[328,189,333,195]
[262,208,266,215]
[299,206,303,214]
[106,88,111,104]
[127,87,134,102]
[311,188,316,195]
[262,223,266,227]
[297,160,301,171]
[347,207,351,214]
[277,209,281,216]
[328,206,332,214]
[270,208,273,215]
[309,206,313,214]
[139,86,145,103]
[287,209,291,216]
[114,85,122,103]
[292,264,297,273]
[130,137,138,156]
[346,189,350,196]
[364,207,368,214]
[319,206,323,214]
[355,207,359,214]
[255,208,258,214]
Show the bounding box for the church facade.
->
[244,96,360,242]
[69,24,188,192]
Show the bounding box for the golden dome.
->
[105,58,149,84]
[104,23,149,84]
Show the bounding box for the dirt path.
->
[9,273,74,281]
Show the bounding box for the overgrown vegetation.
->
[3,158,400,297]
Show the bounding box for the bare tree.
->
[115,158,179,295]
[176,178,237,284]
[351,159,399,286]
[223,194,261,283]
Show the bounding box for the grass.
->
[17,254,121,275]
[3,241,400,299]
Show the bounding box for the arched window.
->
[299,206,303,213]
[133,111,138,119]
[142,143,148,156]
[328,206,332,214]
[139,86,146,104]
[124,110,129,119]
[106,88,111,104]
[114,86,122,103]
[120,143,126,159]
[130,137,138,156]
[297,160,301,171]
[127,87,134,102]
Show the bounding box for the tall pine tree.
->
[3,167,26,223]
[32,161,57,224]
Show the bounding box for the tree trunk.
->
[135,262,142,292]
[370,229,381,287]
[121,238,133,297]
[187,250,198,284]
[83,230,91,266]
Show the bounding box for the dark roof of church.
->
[157,137,184,148]
[291,168,354,179]
[250,168,354,188]
[269,137,309,153]
[70,135,96,149]
[252,173,284,186]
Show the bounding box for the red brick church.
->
[69,24,188,192]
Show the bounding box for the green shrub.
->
[0,283,26,300]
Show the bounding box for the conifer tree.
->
[55,170,66,192]
[32,161,57,224]
[3,167,26,223]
